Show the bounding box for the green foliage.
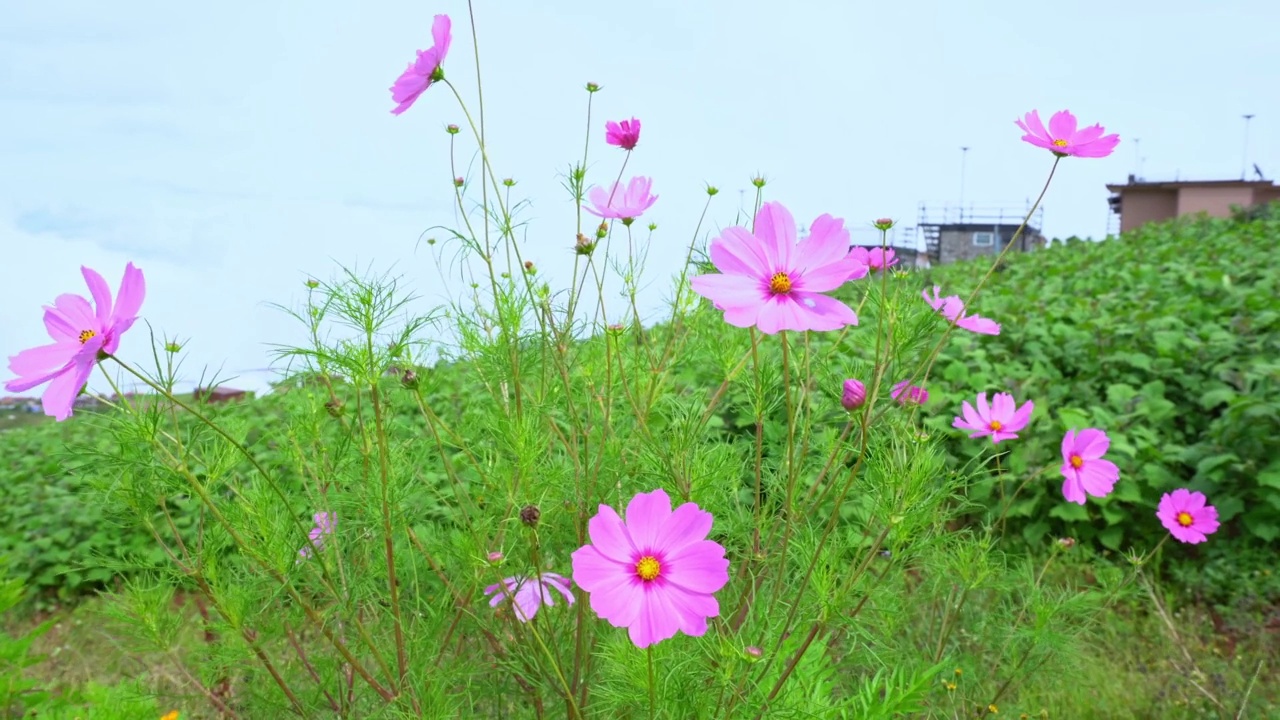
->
[909,211,1279,556]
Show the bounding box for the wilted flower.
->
[584,176,658,223]
[5,263,146,421]
[848,246,897,272]
[841,379,866,411]
[1157,489,1220,544]
[484,573,575,622]
[690,202,867,334]
[389,15,452,115]
[520,504,541,527]
[605,117,641,150]
[1060,429,1120,504]
[298,512,335,561]
[890,380,928,406]
[571,488,729,648]
[923,286,1000,335]
[1015,109,1120,159]
[1057,537,1076,549]
[952,392,1034,443]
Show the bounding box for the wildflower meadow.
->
[3,7,1279,720]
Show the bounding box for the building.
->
[194,386,249,404]
[916,204,1047,267]
[1105,176,1280,234]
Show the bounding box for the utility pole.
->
[959,146,970,221]
[1241,114,1255,180]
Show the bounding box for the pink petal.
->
[52,293,96,331]
[661,584,719,637]
[41,307,80,344]
[957,315,1001,335]
[1047,110,1078,141]
[1073,429,1111,460]
[584,506,637,564]
[627,587,682,648]
[662,540,729,594]
[625,489,672,550]
[1018,110,1049,140]
[431,14,452,60]
[654,502,714,555]
[784,292,858,332]
[709,227,769,277]
[793,255,863,293]
[42,357,94,421]
[752,202,796,272]
[111,263,146,328]
[690,273,769,311]
[585,574,644,628]
[8,342,77,378]
[1078,459,1119,498]
[81,266,113,326]
[1061,430,1077,460]
[1061,471,1086,505]
[571,545,630,592]
[1008,400,1034,432]
[794,213,850,270]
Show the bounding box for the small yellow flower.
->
[987,704,999,715]
[161,712,180,720]
[944,681,956,692]
[954,667,963,677]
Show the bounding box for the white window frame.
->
[972,231,995,247]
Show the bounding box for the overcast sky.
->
[2,0,1276,397]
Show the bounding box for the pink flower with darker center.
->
[584,176,658,223]
[690,202,867,334]
[571,488,729,649]
[1015,110,1120,159]
[605,117,641,150]
[1156,489,1220,544]
[1060,429,1120,504]
[923,286,1000,335]
[5,263,146,421]
[848,246,897,273]
[952,392,1034,443]
[389,15,452,115]
[484,572,575,622]
[890,380,928,406]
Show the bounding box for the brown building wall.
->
[1175,186,1257,218]
[939,229,996,265]
[1118,190,1178,234]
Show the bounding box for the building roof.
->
[1106,176,1278,192]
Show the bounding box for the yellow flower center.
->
[989,420,1003,431]
[768,272,793,295]
[1176,511,1194,527]
[635,555,661,581]
[78,329,97,344]
[1052,138,1068,147]
[1069,455,1084,469]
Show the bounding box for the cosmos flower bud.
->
[585,82,601,93]
[454,177,464,188]
[873,217,895,230]
[446,124,460,134]
[841,379,866,411]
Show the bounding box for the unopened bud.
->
[305,279,320,289]
[503,178,516,187]
[324,399,344,418]
[706,185,719,196]
[164,342,182,353]
[523,261,535,274]
[575,233,596,256]
[841,379,866,411]
[520,504,541,527]
[454,177,464,187]
[751,176,766,188]
[486,551,504,563]
[585,82,601,93]
[446,124,460,135]
[401,369,418,389]
[744,646,762,660]
[873,217,895,231]
[596,222,608,239]
[1057,537,1076,549]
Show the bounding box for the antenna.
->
[1254,163,1266,181]
[959,147,970,216]
[1241,114,1255,180]
[1132,138,1140,179]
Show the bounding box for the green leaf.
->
[1049,503,1090,522]
[1098,525,1125,551]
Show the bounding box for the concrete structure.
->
[916,204,1047,267]
[1105,177,1280,234]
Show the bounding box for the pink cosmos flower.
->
[952,392,1034,443]
[690,202,868,334]
[1015,110,1120,159]
[1060,429,1120,505]
[890,380,928,405]
[584,176,658,222]
[923,286,1000,335]
[389,15,452,115]
[1156,489,1220,544]
[571,488,729,649]
[484,572,575,622]
[298,511,336,560]
[841,379,866,411]
[5,263,146,421]
[605,117,641,150]
[848,246,897,273]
